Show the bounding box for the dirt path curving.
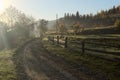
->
[13,39,107,80]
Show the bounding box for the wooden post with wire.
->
[82,40,85,53]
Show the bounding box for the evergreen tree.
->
[76,11,80,19]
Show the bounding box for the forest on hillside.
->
[59,6,120,27]
[47,6,120,35]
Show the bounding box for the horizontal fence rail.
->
[48,36,120,57]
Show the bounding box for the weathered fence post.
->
[57,36,59,44]
[64,37,68,48]
[82,40,85,53]
[48,36,50,42]
[53,36,54,44]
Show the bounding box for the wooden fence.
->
[48,36,68,48]
[48,36,120,57]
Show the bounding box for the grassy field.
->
[48,34,120,38]
[47,25,120,35]
[0,36,119,80]
[43,38,120,80]
[0,50,17,80]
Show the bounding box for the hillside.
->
[61,5,120,27]
[47,5,120,34]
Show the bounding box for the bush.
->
[114,19,120,30]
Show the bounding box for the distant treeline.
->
[59,5,120,28]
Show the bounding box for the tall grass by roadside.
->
[0,50,17,80]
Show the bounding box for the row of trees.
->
[0,6,48,50]
[52,5,120,36]
[0,6,35,48]
[60,6,120,28]
[64,6,120,20]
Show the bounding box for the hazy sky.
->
[1,0,120,20]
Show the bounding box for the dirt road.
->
[13,39,107,80]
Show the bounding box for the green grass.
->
[0,50,17,80]
[47,34,120,40]
[43,39,120,80]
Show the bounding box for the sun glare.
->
[0,0,12,13]
[0,0,3,13]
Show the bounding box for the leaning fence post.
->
[64,37,68,48]
[82,40,85,53]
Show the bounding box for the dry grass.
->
[0,50,17,80]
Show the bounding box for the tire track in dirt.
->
[13,38,107,80]
[23,39,79,80]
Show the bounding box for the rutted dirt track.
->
[13,39,107,80]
